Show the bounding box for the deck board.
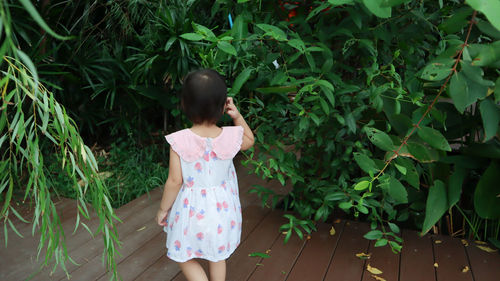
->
[2,156,500,281]
[323,221,371,281]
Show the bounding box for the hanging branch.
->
[371,11,478,182]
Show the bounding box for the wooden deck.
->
[1,158,499,281]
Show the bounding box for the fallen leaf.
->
[462,266,470,273]
[366,264,383,275]
[330,226,336,236]
[265,249,271,254]
[306,235,311,240]
[256,263,264,266]
[476,245,498,253]
[334,218,341,223]
[282,231,288,235]
[434,263,439,268]
[371,275,386,281]
[434,240,442,244]
[281,271,286,275]
[137,226,146,231]
[475,240,488,245]
[461,239,469,246]
[356,252,372,259]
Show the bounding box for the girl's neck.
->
[190,123,222,138]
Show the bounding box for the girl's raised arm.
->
[225,97,254,150]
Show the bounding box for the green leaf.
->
[366,127,394,151]
[364,230,383,240]
[248,252,271,258]
[339,201,353,209]
[388,222,400,233]
[438,7,473,34]
[422,180,448,235]
[217,41,237,56]
[406,142,439,163]
[231,15,248,41]
[449,71,469,113]
[287,39,306,53]
[229,68,253,95]
[417,126,451,152]
[327,0,354,6]
[479,98,500,141]
[354,180,370,191]
[420,59,454,81]
[164,37,177,52]
[474,161,500,219]
[362,0,392,18]
[256,24,287,41]
[448,167,465,208]
[18,0,72,40]
[193,23,216,40]
[468,41,500,67]
[374,238,388,247]
[466,0,500,32]
[395,158,420,189]
[180,33,204,41]
[387,178,408,204]
[353,152,380,174]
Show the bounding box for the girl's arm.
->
[225,97,254,150]
[156,147,183,226]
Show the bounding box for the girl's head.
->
[181,69,227,125]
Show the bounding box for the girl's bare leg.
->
[178,260,209,281]
[208,260,226,281]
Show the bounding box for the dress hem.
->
[165,249,236,263]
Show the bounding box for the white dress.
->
[163,126,243,262]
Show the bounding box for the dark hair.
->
[181,69,227,124]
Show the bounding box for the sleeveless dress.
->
[163,126,244,262]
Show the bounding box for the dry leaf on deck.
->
[462,266,470,273]
[476,245,498,253]
[306,235,311,240]
[356,252,371,259]
[475,240,487,245]
[434,263,439,268]
[371,275,386,281]
[366,264,383,275]
[137,226,146,231]
[434,240,442,244]
[330,226,336,236]
[334,218,341,223]
[265,249,271,254]
[461,239,469,246]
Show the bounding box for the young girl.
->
[156,69,254,281]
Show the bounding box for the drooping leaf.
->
[449,72,469,114]
[417,126,451,151]
[438,7,473,34]
[448,167,466,208]
[395,158,420,189]
[287,39,306,53]
[387,178,408,204]
[474,161,500,219]
[229,68,253,95]
[479,98,500,141]
[422,180,448,235]
[364,230,383,240]
[18,0,72,40]
[467,41,500,67]
[256,23,287,41]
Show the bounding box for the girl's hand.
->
[225,97,241,120]
[156,208,169,226]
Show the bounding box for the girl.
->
[156,69,254,281]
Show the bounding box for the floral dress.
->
[163,126,244,262]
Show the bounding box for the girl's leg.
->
[208,260,226,281]
[178,260,209,281]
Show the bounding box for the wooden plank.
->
[29,188,162,281]
[286,221,345,281]
[247,225,307,281]
[464,241,500,281]
[361,238,400,281]
[59,195,164,281]
[97,231,166,281]
[135,202,271,281]
[432,235,473,281]
[323,221,371,281]
[0,198,77,281]
[400,230,436,281]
